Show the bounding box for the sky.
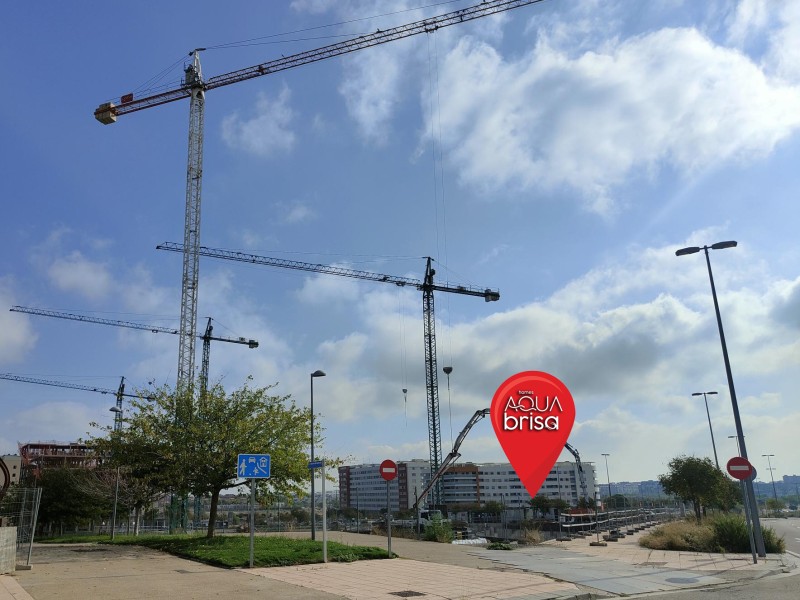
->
[1,0,799,486]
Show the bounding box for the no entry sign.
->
[726,456,755,480]
[380,459,397,481]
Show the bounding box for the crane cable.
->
[426,31,455,449]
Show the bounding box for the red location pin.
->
[491,371,576,499]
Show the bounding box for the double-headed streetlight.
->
[762,454,778,503]
[692,391,719,469]
[310,369,326,541]
[676,240,765,557]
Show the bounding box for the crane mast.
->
[179,52,205,397]
[93,0,543,401]
[422,258,442,506]
[157,242,499,501]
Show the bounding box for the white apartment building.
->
[339,459,430,513]
[441,461,598,508]
[340,459,597,512]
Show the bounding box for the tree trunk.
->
[134,506,141,536]
[206,488,220,538]
[693,499,702,521]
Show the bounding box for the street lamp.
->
[310,369,326,541]
[728,434,742,454]
[601,454,612,507]
[109,405,123,541]
[762,454,778,504]
[676,240,766,557]
[692,391,719,469]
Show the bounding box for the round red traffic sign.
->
[726,456,754,480]
[380,459,397,481]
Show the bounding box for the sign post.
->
[380,459,397,557]
[726,456,757,564]
[237,454,271,568]
[309,460,327,562]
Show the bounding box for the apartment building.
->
[338,459,430,513]
[340,459,597,511]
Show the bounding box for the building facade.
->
[18,441,98,480]
[338,459,430,513]
[0,455,21,487]
[442,461,598,508]
[340,459,597,512]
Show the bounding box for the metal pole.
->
[602,454,612,504]
[249,478,255,568]
[763,455,778,503]
[310,373,315,541]
[322,464,328,563]
[386,480,392,557]
[697,392,720,469]
[111,467,120,541]
[702,246,766,557]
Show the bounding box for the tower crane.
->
[9,306,258,399]
[157,242,499,507]
[0,372,141,400]
[93,0,545,397]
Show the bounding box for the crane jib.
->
[94,0,544,123]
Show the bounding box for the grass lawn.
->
[40,533,392,568]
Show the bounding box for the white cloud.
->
[46,250,113,301]
[0,278,37,364]
[221,85,297,157]
[429,28,800,214]
[283,203,314,224]
[296,272,362,305]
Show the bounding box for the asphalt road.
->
[627,571,800,599]
[763,517,800,556]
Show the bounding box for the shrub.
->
[487,542,513,550]
[423,517,454,543]
[640,516,786,554]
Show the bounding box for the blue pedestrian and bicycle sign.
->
[237,454,271,478]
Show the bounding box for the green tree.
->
[92,378,319,538]
[36,468,109,534]
[658,456,736,521]
[530,494,551,517]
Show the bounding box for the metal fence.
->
[0,487,42,566]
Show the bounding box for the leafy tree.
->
[482,500,503,515]
[658,456,736,521]
[765,497,785,515]
[530,494,551,517]
[36,468,109,533]
[91,378,320,538]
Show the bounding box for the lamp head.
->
[711,240,737,250]
[311,370,326,378]
[675,246,701,256]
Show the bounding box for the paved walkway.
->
[1,529,795,599]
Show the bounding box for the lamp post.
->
[676,240,765,557]
[728,434,741,454]
[601,454,612,507]
[310,369,326,541]
[762,454,778,504]
[109,405,122,541]
[692,391,719,469]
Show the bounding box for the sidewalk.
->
[1,529,795,600]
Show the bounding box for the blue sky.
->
[1,0,799,484]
